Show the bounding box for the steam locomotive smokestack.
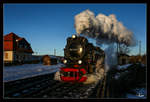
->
[74,9,136,46]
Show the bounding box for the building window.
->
[5,53,8,59]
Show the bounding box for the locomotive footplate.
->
[60,66,87,83]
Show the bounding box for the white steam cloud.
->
[104,44,118,71]
[83,57,105,84]
[74,9,136,46]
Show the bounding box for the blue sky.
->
[4,4,146,56]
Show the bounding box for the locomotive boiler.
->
[60,34,105,83]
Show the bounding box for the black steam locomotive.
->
[60,34,105,83]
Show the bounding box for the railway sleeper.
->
[5,78,52,97]
[17,80,55,98]
[4,73,54,90]
[32,81,66,98]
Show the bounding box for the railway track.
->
[96,75,109,98]
[88,75,110,98]
[4,73,55,98]
[4,73,109,99]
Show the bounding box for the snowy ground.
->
[116,64,147,99]
[114,64,132,80]
[117,64,132,70]
[3,63,64,82]
[126,88,147,99]
[115,63,146,80]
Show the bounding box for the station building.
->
[118,53,130,65]
[4,32,34,63]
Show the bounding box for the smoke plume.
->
[74,9,136,46]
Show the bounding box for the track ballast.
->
[4,73,109,99]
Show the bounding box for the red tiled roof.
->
[4,32,20,41]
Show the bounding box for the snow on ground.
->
[117,64,132,70]
[117,63,146,70]
[126,88,147,99]
[115,63,146,80]
[3,63,64,82]
[114,64,131,80]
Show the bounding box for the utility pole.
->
[117,42,118,55]
[117,42,120,54]
[118,43,120,54]
[34,49,37,55]
[54,48,56,56]
[117,42,119,65]
[35,49,38,55]
[117,42,121,65]
[36,49,38,55]
[139,40,141,56]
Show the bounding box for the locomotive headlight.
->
[72,35,76,39]
[78,60,82,64]
[63,59,67,64]
[79,47,83,53]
